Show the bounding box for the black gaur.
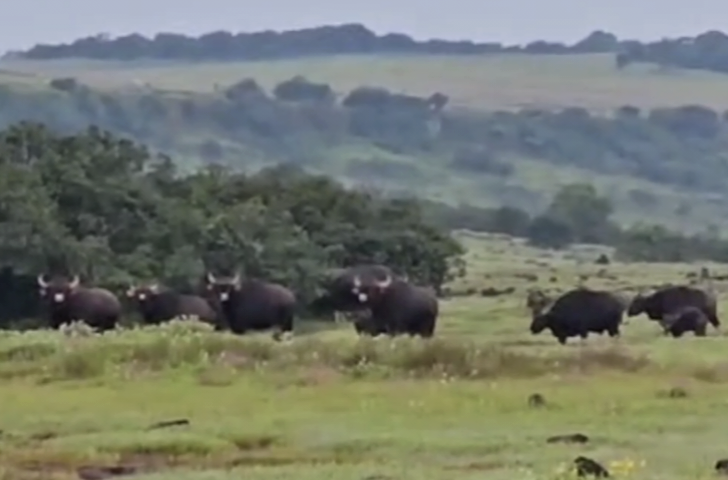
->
[126,283,218,326]
[308,264,393,316]
[37,274,121,331]
[204,272,296,335]
[350,274,437,337]
[628,285,720,329]
[660,305,709,337]
[529,288,625,344]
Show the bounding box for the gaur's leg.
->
[695,323,707,337]
[708,311,721,328]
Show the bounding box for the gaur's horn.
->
[231,272,241,285]
[149,283,159,292]
[206,272,216,284]
[69,275,80,288]
[126,285,136,297]
[375,276,392,289]
[37,274,48,288]
[353,276,362,287]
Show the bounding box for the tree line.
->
[13,25,728,76]
[0,122,465,326]
[425,183,728,264]
[2,78,728,208]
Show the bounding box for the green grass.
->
[0,234,725,478]
[5,53,728,111]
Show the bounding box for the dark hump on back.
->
[550,288,616,314]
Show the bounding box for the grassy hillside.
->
[0,234,726,479]
[1,54,728,232]
[6,54,728,111]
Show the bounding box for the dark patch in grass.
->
[76,464,139,480]
[691,363,728,383]
[546,433,589,444]
[29,431,58,441]
[229,434,281,451]
[527,393,547,408]
[145,419,190,431]
[657,387,688,398]
[443,460,511,471]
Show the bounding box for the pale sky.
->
[2,0,727,52]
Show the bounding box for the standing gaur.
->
[204,272,297,336]
[628,285,720,331]
[37,274,122,331]
[126,283,218,327]
[529,288,625,344]
[349,274,438,337]
[660,305,709,338]
[308,264,393,317]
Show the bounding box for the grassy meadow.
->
[5,53,728,111]
[0,233,726,479]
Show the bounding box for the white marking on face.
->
[358,293,368,302]
[220,292,229,301]
[53,293,65,302]
[137,293,146,300]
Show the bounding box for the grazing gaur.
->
[628,285,720,329]
[126,283,218,326]
[660,305,709,338]
[308,264,393,316]
[37,274,121,331]
[529,288,625,344]
[204,272,296,335]
[349,274,438,337]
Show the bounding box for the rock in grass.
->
[76,465,139,480]
[574,456,610,477]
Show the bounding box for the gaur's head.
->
[126,283,161,303]
[205,272,240,304]
[529,312,550,334]
[37,274,80,305]
[350,274,392,304]
[627,293,647,317]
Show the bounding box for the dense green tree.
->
[0,122,465,326]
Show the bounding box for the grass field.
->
[4,54,728,111]
[0,233,727,479]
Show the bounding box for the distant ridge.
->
[12,24,622,61]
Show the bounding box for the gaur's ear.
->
[231,272,241,286]
[149,283,159,293]
[125,286,136,297]
[37,274,48,288]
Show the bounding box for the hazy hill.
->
[1,26,728,233]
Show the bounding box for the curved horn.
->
[149,283,159,292]
[206,272,216,284]
[375,275,392,289]
[37,274,48,288]
[69,275,80,288]
[126,284,136,297]
[353,275,362,287]
[231,272,241,285]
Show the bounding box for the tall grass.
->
[0,319,686,384]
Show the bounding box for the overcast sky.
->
[2,0,727,51]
